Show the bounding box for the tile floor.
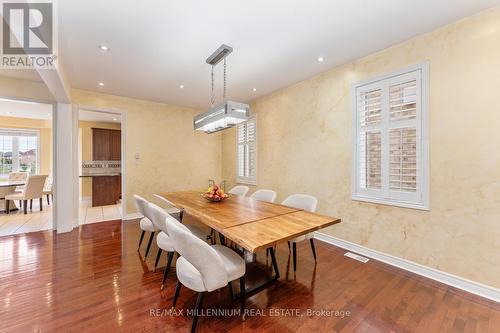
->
[0,198,122,237]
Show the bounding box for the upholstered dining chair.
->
[5,175,47,214]
[153,194,182,218]
[148,203,207,290]
[250,189,277,203]
[133,195,157,260]
[10,171,28,194]
[167,219,246,333]
[281,194,319,272]
[228,185,250,197]
[43,176,53,205]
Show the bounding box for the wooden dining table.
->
[160,190,341,295]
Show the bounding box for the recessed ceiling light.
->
[179,84,184,89]
[99,82,104,86]
[113,118,117,121]
[252,87,257,92]
[98,45,110,51]
[318,56,324,62]
[6,111,11,115]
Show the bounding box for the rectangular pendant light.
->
[194,100,250,134]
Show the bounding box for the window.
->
[236,117,256,184]
[0,129,39,179]
[352,63,429,210]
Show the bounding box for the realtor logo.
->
[1,0,57,68]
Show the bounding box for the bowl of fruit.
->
[202,185,229,202]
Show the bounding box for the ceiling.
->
[0,98,52,120]
[5,1,500,109]
[79,109,121,123]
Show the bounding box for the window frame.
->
[351,63,430,210]
[0,128,41,179]
[235,116,257,185]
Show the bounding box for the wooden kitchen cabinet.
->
[91,128,122,207]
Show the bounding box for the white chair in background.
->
[228,185,250,197]
[250,189,277,203]
[5,175,47,214]
[133,195,157,260]
[43,176,53,205]
[167,218,246,333]
[281,194,319,272]
[153,194,182,217]
[10,171,28,194]
[148,203,207,289]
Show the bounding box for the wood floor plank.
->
[0,220,498,332]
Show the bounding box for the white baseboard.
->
[314,232,500,303]
[124,212,143,221]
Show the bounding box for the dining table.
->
[0,181,25,212]
[159,190,341,296]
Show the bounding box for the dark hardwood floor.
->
[0,219,499,332]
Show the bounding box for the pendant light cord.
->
[211,65,215,106]
[223,57,227,101]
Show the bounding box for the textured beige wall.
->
[78,121,121,197]
[0,116,52,176]
[72,89,222,214]
[222,8,500,288]
[0,76,53,103]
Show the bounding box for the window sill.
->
[236,178,257,186]
[351,195,429,211]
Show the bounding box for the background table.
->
[0,181,24,212]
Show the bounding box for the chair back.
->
[9,172,28,182]
[282,194,318,212]
[23,175,48,199]
[228,185,250,197]
[133,195,152,221]
[153,194,177,208]
[44,175,53,190]
[148,202,187,233]
[250,189,277,203]
[167,220,227,291]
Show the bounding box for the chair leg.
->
[172,280,182,307]
[287,241,291,251]
[47,194,50,205]
[161,251,174,290]
[30,199,33,211]
[240,276,246,320]
[310,239,317,261]
[153,248,162,272]
[292,242,297,272]
[5,200,9,214]
[191,292,205,333]
[144,231,155,259]
[228,281,233,300]
[39,198,43,211]
[23,200,27,214]
[137,230,146,250]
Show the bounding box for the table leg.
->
[233,247,280,300]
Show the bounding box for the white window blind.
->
[352,64,429,210]
[237,117,256,184]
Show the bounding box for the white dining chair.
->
[167,219,246,333]
[5,175,47,214]
[148,203,208,289]
[43,176,53,205]
[228,185,250,197]
[250,189,277,203]
[9,172,28,194]
[153,194,182,217]
[134,195,157,260]
[281,194,319,272]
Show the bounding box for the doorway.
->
[0,97,54,236]
[77,107,124,224]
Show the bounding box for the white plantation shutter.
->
[352,64,429,210]
[237,117,256,184]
